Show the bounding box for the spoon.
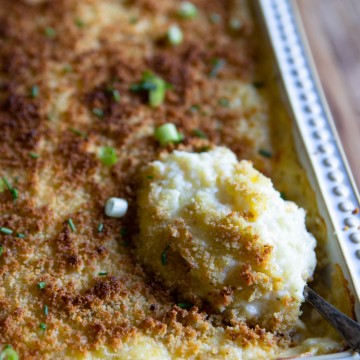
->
[304,285,360,353]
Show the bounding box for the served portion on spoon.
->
[137,147,316,332]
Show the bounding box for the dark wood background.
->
[296,0,360,189]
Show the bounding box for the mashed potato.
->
[137,147,316,332]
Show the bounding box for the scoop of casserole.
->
[137,147,316,332]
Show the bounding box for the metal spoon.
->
[304,285,360,353]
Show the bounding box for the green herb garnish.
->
[37,281,46,289]
[75,18,85,28]
[218,98,230,107]
[2,177,18,200]
[67,218,76,232]
[161,244,170,266]
[68,127,87,138]
[0,245,3,256]
[209,58,225,78]
[0,227,12,235]
[131,71,171,108]
[253,81,265,88]
[178,1,197,19]
[259,149,272,158]
[63,64,73,73]
[193,129,207,139]
[44,305,49,316]
[31,85,39,99]
[147,175,154,180]
[280,192,287,200]
[98,146,118,166]
[189,105,200,113]
[97,223,104,233]
[210,13,221,23]
[177,302,193,309]
[29,152,39,159]
[112,89,121,103]
[98,271,108,276]
[39,322,47,331]
[44,27,56,38]
[154,123,183,146]
[16,233,26,238]
[0,346,18,360]
[92,108,104,118]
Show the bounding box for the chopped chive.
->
[120,228,127,237]
[68,127,87,138]
[39,322,46,331]
[92,108,104,118]
[129,16,138,24]
[75,18,85,28]
[161,244,170,266]
[2,177,11,190]
[147,175,154,179]
[44,27,56,38]
[97,223,104,233]
[210,13,221,23]
[167,25,183,46]
[98,146,118,166]
[63,64,73,73]
[98,271,108,276]
[190,105,200,113]
[37,281,46,289]
[218,98,230,107]
[16,233,26,239]
[0,346,18,360]
[131,72,171,108]
[198,146,210,153]
[29,152,39,159]
[259,149,272,158]
[193,129,207,139]
[177,302,193,309]
[0,245,3,256]
[209,58,225,78]
[67,218,76,232]
[154,123,183,146]
[0,227,12,235]
[280,192,287,200]
[178,1,197,19]
[44,305,49,316]
[0,179,5,192]
[112,89,121,103]
[10,188,18,200]
[31,85,39,98]
[253,81,265,88]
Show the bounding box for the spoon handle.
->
[304,285,360,353]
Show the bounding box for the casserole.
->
[0,0,359,358]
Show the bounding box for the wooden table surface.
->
[296,0,360,189]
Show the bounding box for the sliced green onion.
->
[98,271,108,276]
[259,149,272,158]
[112,89,121,103]
[31,85,39,98]
[16,233,26,238]
[193,129,207,139]
[0,245,3,256]
[99,146,118,166]
[37,281,46,289]
[218,98,230,107]
[167,25,183,46]
[92,108,104,118]
[2,177,18,200]
[189,105,200,113]
[67,218,76,232]
[44,27,56,38]
[177,302,193,309]
[161,244,170,266]
[75,18,85,28]
[39,322,47,331]
[147,175,154,180]
[178,1,197,19]
[97,223,104,233]
[0,227,12,235]
[0,179,5,192]
[0,346,18,360]
[229,17,242,31]
[68,127,87,138]
[29,152,39,159]
[209,58,225,78]
[44,305,49,316]
[154,123,183,146]
[131,72,171,108]
[280,192,287,200]
[210,13,221,23]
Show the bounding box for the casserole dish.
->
[0,0,359,358]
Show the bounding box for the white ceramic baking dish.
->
[256,1,360,359]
